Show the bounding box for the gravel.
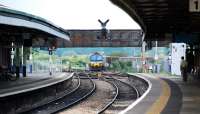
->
[59,79,115,114]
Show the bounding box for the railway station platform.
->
[0,72,73,98]
[0,72,74,113]
[122,73,200,114]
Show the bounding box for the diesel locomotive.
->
[89,52,105,71]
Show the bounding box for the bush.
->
[108,60,133,72]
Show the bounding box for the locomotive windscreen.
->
[90,54,104,61]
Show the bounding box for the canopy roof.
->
[110,0,200,40]
[0,5,69,41]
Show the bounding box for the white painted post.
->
[155,40,158,61]
[11,42,14,66]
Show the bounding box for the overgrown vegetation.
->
[108,60,133,73]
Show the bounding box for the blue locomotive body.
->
[89,53,104,71]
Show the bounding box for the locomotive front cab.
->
[89,53,104,71]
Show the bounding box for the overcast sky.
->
[0,0,140,29]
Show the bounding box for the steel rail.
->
[97,74,139,114]
[97,77,119,114]
[54,72,96,113]
[23,72,95,114]
[21,73,79,114]
[109,75,140,99]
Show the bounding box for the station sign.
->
[189,0,200,12]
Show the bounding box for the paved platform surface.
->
[123,73,166,114]
[123,73,200,114]
[0,72,73,97]
[157,74,200,114]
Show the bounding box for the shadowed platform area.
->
[0,72,73,97]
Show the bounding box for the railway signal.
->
[98,19,110,40]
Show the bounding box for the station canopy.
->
[0,5,70,48]
[110,0,200,41]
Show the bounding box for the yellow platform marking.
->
[146,78,171,114]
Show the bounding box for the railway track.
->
[101,75,139,114]
[23,72,139,114]
[97,77,119,114]
[59,73,139,114]
[58,73,118,114]
[24,73,96,114]
[57,73,118,114]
